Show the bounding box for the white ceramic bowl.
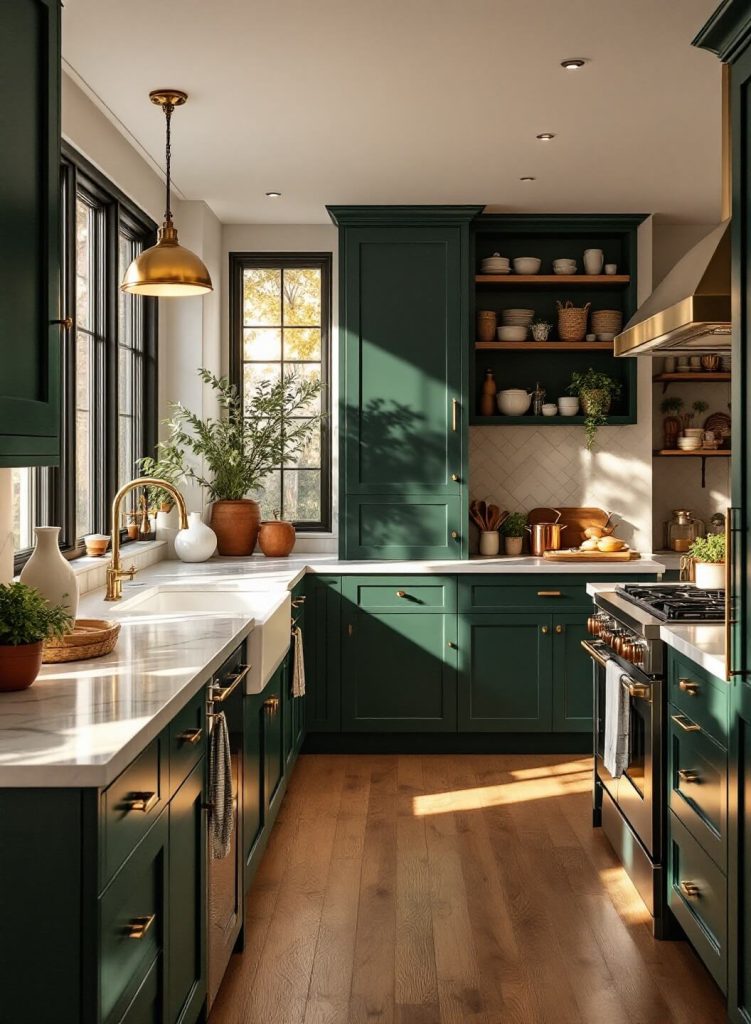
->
[512,257,542,275]
[497,389,532,416]
[497,326,528,341]
[596,333,616,342]
[557,397,580,415]
[684,428,705,438]
[541,404,558,416]
[677,439,702,449]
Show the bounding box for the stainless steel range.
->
[582,583,725,938]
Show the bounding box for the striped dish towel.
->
[292,625,306,697]
[208,710,233,859]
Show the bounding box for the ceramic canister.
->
[174,512,218,563]
[583,248,605,275]
[20,526,79,616]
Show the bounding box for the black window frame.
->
[13,146,157,573]
[229,252,332,533]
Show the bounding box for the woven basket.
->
[557,300,590,341]
[42,618,121,663]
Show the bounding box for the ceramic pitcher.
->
[583,248,605,275]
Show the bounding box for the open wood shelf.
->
[471,414,634,427]
[475,274,631,285]
[653,372,731,382]
[476,340,614,351]
[654,449,730,457]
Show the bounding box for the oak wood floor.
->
[209,754,727,1024]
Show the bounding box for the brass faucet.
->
[105,476,189,601]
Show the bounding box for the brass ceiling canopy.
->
[121,89,213,297]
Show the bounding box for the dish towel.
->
[603,657,630,779]
[292,625,306,697]
[208,710,233,860]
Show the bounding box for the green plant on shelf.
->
[567,369,622,451]
[683,399,709,429]
[687,533,725,564]
[660,396,684,416]
[500,512,527,537]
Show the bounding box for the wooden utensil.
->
[469,501,487,532]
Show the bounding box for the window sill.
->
[16,541,167,597]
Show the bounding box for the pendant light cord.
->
[164,103,173,224]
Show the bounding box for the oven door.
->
[615,669,658,857]
[582,639,620,800]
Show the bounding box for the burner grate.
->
[615,584,725,622]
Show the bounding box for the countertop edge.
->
[659,624,727,682]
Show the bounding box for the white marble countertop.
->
[0,553,666,789]
[660,623,726,681]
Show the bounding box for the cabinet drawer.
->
[169,688,206,795]
[117,955,160,1024]
[460,581,587,612]
[668,651,729,747]
[342,576,457,612]
[669,708,727,870]
[100,811,168,1024]
[102,736,168,888]
[668,813,727,994]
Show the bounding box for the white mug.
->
[604,263,617,275]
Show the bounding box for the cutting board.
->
[528,506,611,547]
[543,548,640,562]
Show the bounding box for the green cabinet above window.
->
[0,0,62,466]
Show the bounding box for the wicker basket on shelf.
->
[557,300,590,342]
[42,618,121,663]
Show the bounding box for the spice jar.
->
[665,509,705,552]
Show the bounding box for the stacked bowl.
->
[481,253,510,274]
[677,433,703,451]
[497,307,535,341]
[591,309,623,341]
[553,258,577,275]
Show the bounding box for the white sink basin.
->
[116,586,292,694]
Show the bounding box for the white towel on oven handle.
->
[603,657,630,778]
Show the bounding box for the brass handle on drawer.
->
[537,591,561,597]
[678,768,700,784]
[679,880,701,900]
[124,791,158,813]
[451,398,458,432]
[541,625,550,635]
[177,727,203,746]
[291,596,306,608]
[125,913,156,939]
[671,713,701,734]
[679,678,700,696]
[396,590,407,598]
[51,316,73,330]
[263,696,280,713]
[210,664,250,703]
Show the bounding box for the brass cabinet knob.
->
[679,880,701,900]
[678,678,700,696]
[177,727,203,746]
[51,316,73,330]
[447,641,457,649]
[125,913,156,939]
[123,791,158,813]
[554,624,564,634]
[541,625,549,634]
[396,590,407,598]
[451,473,460,482]
[451,531,459,540]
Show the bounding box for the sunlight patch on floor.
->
[597,864,652,924]
[412,768,591,816]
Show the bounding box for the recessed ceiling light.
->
[536,133,556,141]
[561,58,586,70]
[265,191,282,198]
[520,176,536,182]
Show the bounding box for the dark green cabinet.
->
[329,206,481,559]
[263,664,284,811]
[243,689,264,878]
[305,575,342,732]
[552,614,593,732]
[0,0,63,466]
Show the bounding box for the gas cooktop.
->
[615,584,725,622]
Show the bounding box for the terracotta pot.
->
[258,520,296,558]
[0,641,44,692]
[210,499,261,556]
[579,389,612,417]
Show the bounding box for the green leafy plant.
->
[163,368,323,502]
[139,437,186,510]
[0,583,72,647]
[500,512,528,538]
[660,396,684,415]
[688,533,726,564]
[567,368,622,451]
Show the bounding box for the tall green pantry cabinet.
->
[696,5,751,1021]
[328,206,482,559]
[0,0,63,466]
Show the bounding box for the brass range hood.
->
[615,66,731,357]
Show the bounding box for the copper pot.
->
[0,641,43,691]
[210,499,260,556]
[526,510,566,556]
[258,520,296,558]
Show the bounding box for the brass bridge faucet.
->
[105,477,189,601]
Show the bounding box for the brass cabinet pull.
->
[679,880,701,900]
[622,678,651,700]
[396,590,407,598]
[51,316,73,330]
[177,727,203,746]
[451,473,460,482]
[263,696,280,713]
[541,625,550,635]
[210,664,250,703]
[677,768,700,784]
[451,398,458,432]
[554,624,564,634]
[125,913,156,939]
[124,791,158,813]
[537,591,561,597]
[451,530,459,540]
[671,713,701,734]
[725,507,743,679]
[291,596,306,608]
[679,678,700,695]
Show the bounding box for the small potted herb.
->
[568,369,622,451]
[688,534,726,590]
[500,512,527,556]
[683,399,709,431]
[0,583,72,691]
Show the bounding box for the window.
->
[12,147,157,571]
[230,254,332,531]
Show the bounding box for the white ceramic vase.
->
[20,526,79,617]
[583,248,605,275]
[479,531,500,556]
[174,512,217,563]
[694,561,725,590]
[156,506,179,559]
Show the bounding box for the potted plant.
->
[165,368,322,556]
[0,583,72,691]
[688,534,726,590]
[568,369,622,451]
[139,439,187,556]
[500,512,527,556]
[258,508,297,558]
[660,396,684,449]
[683,399,709,432]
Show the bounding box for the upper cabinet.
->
[329,205,481,560]
[0,0,62,467]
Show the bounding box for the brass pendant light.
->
[121,90,213,297]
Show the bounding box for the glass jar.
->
[665,509,705,552]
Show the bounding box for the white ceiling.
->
[62,0,723,225]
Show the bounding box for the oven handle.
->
[620,676,651,702]
[581,639,609,668]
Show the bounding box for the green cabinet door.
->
[458,613,553,732]
[341,609,458,732]
[264,665,285,811]
[552,613,593,732]
[167,760,205,1024]
[0,0,62,466]
[243,690,264,879]
[305,575,342,732]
